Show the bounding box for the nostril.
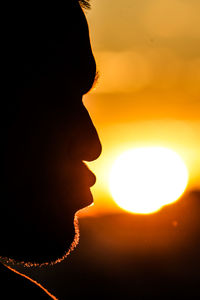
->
[82,138,102,162]
[69,130,102,162]
[84,137,102,162]
[70,103,102,162]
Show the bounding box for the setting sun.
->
[109,147,189,214]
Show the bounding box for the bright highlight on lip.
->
[109,147,189,214]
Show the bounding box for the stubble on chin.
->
[0,215,80,268]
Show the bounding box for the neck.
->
[0,262,58,300]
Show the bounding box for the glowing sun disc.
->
[109,147,189,214]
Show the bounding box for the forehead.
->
[5,1,85,34]
[2,1,94,103]
[10,2,89,66]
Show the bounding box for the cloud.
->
[141,0,200,38]
[92,48,200,95]
[94,51,152,94]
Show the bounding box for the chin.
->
[74,190,94,212]
[2,216,80,268]
[29,215,80,268]
[1,185,92,267]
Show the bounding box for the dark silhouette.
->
[0,1,101,298]
[45,191,200,299]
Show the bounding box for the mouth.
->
[82,161,96,187]
[73,161,96,211]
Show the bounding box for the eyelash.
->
[93,71,100,89]
[78,0,91,10]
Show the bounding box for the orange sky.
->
[79,0,200,216]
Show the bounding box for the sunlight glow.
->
[109,147,189,214]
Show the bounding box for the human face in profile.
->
[1,2,101,265]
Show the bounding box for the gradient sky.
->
[80,0,200,216]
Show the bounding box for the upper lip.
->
[81,161,96,187]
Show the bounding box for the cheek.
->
[3,124,72,205]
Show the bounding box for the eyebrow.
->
[78,0,91,9]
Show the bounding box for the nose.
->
[71,103,102,162]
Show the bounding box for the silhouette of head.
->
[0,1,101,265]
